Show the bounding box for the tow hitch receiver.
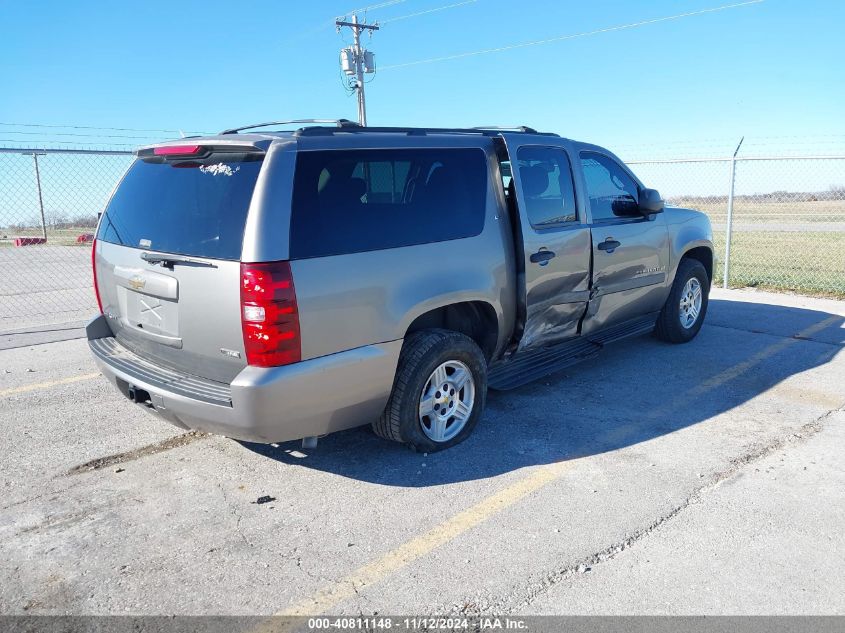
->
[127,385,152,406]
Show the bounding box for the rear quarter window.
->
[289,147,487,259]
[97,153,263,260]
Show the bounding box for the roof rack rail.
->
[220,119,360,135]
[294,125,557,138]
[471,125,539,133]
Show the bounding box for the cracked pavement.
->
[1,288,843,615]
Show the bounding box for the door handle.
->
[597,238,621,253]
[529,249,556,265]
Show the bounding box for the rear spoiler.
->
[136,137,271,159]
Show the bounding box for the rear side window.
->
[98,153,263,260]
[290,148,487,259]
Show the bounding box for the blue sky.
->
[1,0,843,158]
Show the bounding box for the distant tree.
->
[74,214,98,228]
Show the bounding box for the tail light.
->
[92,238,103,314]
[240,261,301,367]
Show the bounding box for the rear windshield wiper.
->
[141,252,217,269]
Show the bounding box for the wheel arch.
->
[681,245,714,285]
[404,300,500,362]
[668,238,714,288]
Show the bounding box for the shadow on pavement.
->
[237,298,844,486]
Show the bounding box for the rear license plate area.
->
[124,289,179,337]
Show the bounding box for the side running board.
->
[488,314,657,391]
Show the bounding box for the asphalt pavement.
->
[1,288,843,616]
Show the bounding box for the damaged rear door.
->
[501,135,591,350]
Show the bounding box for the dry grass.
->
[672,198,845,224]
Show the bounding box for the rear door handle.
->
[530,250,556,265]
[597,239,621,253]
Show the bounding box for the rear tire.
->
[655,258,709,344]
[373,329,487,452]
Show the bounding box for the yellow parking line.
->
[0,372,100,398]
[267,314,841,619]
[647,315,840,420]
[278,460,571,617]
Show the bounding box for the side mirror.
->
[611,195,641,217]
[638,188,664,214]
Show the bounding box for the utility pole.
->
[336,13,378,126]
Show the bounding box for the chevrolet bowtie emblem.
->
[128,276,146,290]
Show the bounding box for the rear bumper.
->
[87,315,402,443]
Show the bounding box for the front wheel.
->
[373,329,487,452]
[655,258,710,343]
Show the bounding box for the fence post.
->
[29,152,48,240]
[722,137,744,289]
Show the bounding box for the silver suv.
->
[88,120,713,452]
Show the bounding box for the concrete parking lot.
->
[1,288,843,616]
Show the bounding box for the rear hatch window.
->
[98,151,263,260]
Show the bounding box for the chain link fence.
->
[629,156,845,295]
[1,147,843,333]
[0,148,133,331]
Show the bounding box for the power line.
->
[380,0,764,70]
[344,0,407,17]
[0,130,172,140]
[380,0,477,24]
[283,2,404,47]
[0,121,207,134]
[0,139,137,147]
